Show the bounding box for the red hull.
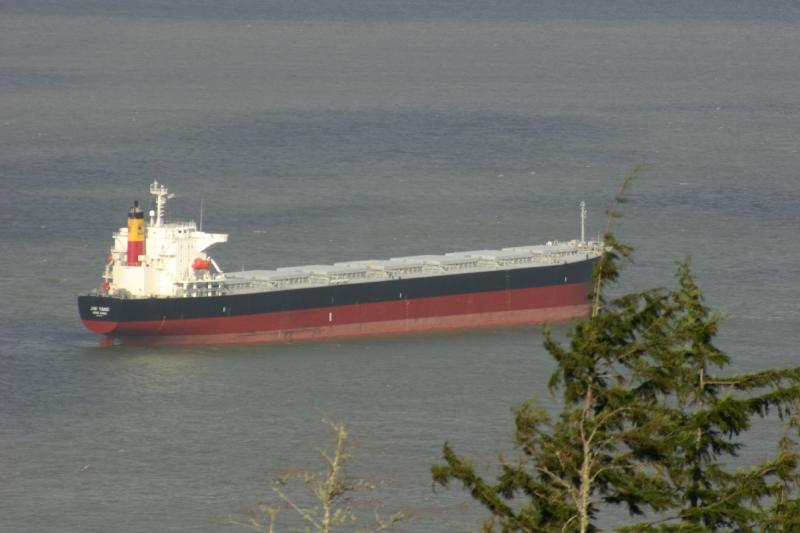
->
[82,282,592,345]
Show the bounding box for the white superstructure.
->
[102,181,228,298]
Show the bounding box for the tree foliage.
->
[233,419,409,533]
[432,178,800,532]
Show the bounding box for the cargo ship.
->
[78,181,602,345]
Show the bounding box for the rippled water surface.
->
[2,1,799,530]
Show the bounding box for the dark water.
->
[2,1,800,530]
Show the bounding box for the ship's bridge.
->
[105,181,228,298]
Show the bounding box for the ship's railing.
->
[175,279,226,297]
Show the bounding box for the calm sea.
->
[2,1,799,530]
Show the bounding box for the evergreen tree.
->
[432,181,800,532]
[625,262,800,531]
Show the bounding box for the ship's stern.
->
[78,295,121,334]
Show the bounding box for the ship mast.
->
[149,180,169,227]
[580,200,587,244]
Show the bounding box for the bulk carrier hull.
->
[79,260,595,346]
[78,181,600,346]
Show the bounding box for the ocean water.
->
[2,1,800,530]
